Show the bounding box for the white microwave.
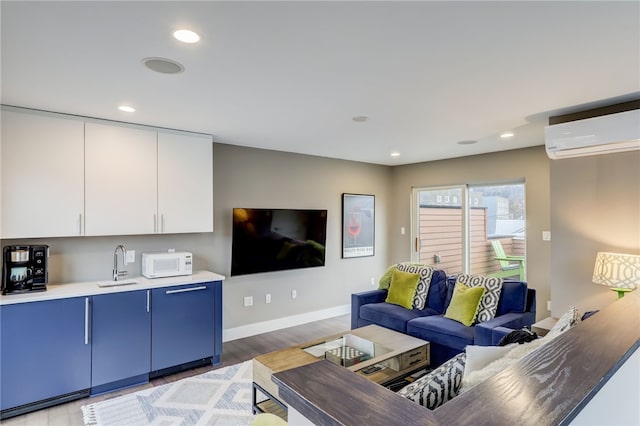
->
[142,251,193,279]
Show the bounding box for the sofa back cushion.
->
[424,269,448,314]
[495,281,528,315]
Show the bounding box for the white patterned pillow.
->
[455,274,503,323]
[546,306,581,339]
[397,352,466,410]
[395,263,435,310]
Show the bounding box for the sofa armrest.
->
[351,289,387,329]
[490,326,515,345]
[474,312,533,346]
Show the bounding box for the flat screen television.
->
[231,208,327,276]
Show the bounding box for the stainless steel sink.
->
[97,279,138,288]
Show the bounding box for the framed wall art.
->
[342,193,375,258]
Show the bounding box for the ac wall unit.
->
[544,109,640,159]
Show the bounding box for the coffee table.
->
[252,324,430,417]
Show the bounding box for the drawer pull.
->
[166,286,207,295]
[408,350,422,358]
[409,359,422,366]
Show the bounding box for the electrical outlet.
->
[266,293,271,304]
[547,300,551,311]
[291,289,297,299]
[370,277,375,286]
[244,296,253,307]
[125,250,136,263]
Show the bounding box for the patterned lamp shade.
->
[592,252,640,298]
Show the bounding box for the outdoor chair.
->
[488,240,526,281]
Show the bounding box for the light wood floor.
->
[2,314,351,426]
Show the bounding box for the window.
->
[412,182,526,279]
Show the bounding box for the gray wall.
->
[550,150,640,316]
[211,144,392,329]
[389,146,552,320]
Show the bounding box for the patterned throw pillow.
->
[395,263,435,310]
[397,352,466,410]
[455,274,503,323]
[546,306,581,339]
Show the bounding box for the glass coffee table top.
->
[302,333,392,367]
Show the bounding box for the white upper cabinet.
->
[85,122,158,236]
[1,109,84,238]
[1,108,214,238]
[157,132,213,233]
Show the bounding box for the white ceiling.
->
[2,1,639,165]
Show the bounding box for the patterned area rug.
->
[81,361,257,425]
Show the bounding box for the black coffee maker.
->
[2,245,49,295]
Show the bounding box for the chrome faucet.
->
[113,245,128,281]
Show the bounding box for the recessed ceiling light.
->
[173,29,200,44]
[142,57,185,74]
[118,105,135,112]
[457,140,477,145]
[390,152,401,157]
[352,116,368,122]
[500,132,515,139]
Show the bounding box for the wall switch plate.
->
[126,250,136,263]
[542,231,551,241]
[401,227,406,235]
[266,294,271,304]
[291,289,297,299]
[244,296,253,307]
[547,300,551,311]
[370,277,375,286]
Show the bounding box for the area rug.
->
[81,361,257,425]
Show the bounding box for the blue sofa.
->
[351,272,536,367]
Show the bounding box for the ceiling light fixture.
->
[500,132,515,139]
[142,57,185,74]
[352,116,368,123]
[390,152,401,157]
[173,29,200,44]
[118,105,135,113]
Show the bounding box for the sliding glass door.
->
[412,182,526,280]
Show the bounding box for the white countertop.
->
[0,270,225,305]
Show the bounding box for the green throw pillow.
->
[385,270,420,309]
[444,283,486,326]
[379,262,429,290]
[379,264,397,289]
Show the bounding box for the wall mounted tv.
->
[231,208,328,276]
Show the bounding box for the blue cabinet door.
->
[0,297,91,411]
[151,282,216,371]
[91,290,151,389]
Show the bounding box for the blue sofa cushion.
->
[407,316,475,351]
[495,281,528,315]
[360,303,441,333]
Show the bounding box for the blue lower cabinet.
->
[0,297,91,412]
[91,290,151,394]
[151,282,218,371]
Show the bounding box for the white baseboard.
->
[223,304,350,342]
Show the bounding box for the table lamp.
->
[592,251,640,299]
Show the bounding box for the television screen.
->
[231,208,327,276]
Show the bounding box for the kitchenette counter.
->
[0,270,225,305]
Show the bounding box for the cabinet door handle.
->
[153,214,157,233]
[84,297,90,345]
[79,213,83,236]
[146,290,150,312]
[166,286,207,295]
[161,214,165,233]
